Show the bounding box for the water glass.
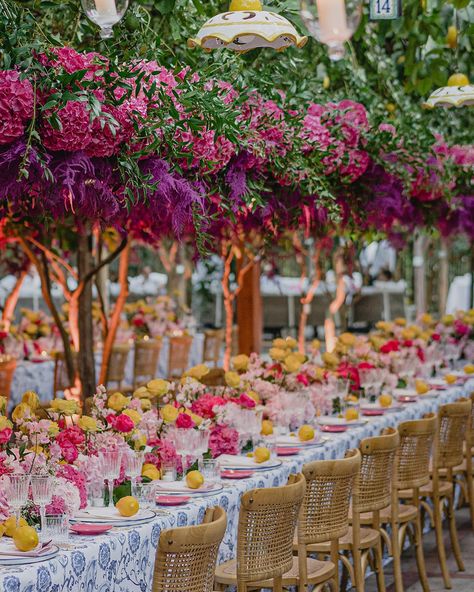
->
[31,475,53,540]
[136,482,156,509]
[198,458,220,482]
[7,474,31,526]
[45,514,69,544]
[125,451,145,497]
[160,460,177,482]
[101,450,122,507]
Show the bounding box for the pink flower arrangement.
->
[113,414,135,433]
[176,412,194,429]
[190,394,226,419]
[237,393,256,409]
[208,425,239,458]
[0,71,34,145]
[57,463,87,509]
[41,101,93,152]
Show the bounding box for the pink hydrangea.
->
[191,394,226,419]
[43,47,108,80]
[41,100,92,152]
[208,425,239,458]
[0,70,34,145]
[57,463,87,509]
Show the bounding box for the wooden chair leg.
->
[330,539,339,592]
[237,582,247,592]
[447,492,465,571]
[352,545,365,592]
[413,514,431,592]
[273,575,283,592]
[298,543,308,592]
[374,539,386,592]
[390,521,404,592]
[469,472,474,531]
[433,496,452,589]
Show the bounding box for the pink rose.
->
[238,394,256,409]
[0,428,12,444]
[432,333,441,341]
[176,413,195,429]
[114,414,134,433]
[358,362,375,369]
[296,373,310,387]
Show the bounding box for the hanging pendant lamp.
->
[423,73,474,109]
[188,0,307,53]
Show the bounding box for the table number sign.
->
[369,0,402,20]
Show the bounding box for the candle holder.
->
[81,0,129,39]
[300,0,362,61]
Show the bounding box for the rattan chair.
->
[202,329,224,367]
[52,351,78,396]
[153,506,227,592]
[313,427,399,592]
[399,400,471,589]
[214,473,306,592]
[168,335,193,379]
[294,449,361,592]
[105,343,131,390]
[0,357,17,404]
[200,368,226,387]
[133,339,162,388]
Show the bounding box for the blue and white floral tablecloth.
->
[8,335,206,412]
[1,379,473,592]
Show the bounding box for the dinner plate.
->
[360,403,403,413]
[71,507,156,527]
[320,425,347,433]
[220,470,254,479]
[275,435,326,449]
[156,495,190,506]
[394,389,418,403]
[0,540,59,566]
[317,417,367,428]
[218,455,282,472]
[154,481,224,497]
[276,447,300,456]
[70,524,113,535]
[361,409,385,416]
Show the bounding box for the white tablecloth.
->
[1,379,471,592]
[8,334,205,411]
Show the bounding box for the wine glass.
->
[31,475,53,540]
[125,451,145,498]
[195,430,210,463]
[101,450,122,507]
[7,474,31,526]
[169,429,196,479]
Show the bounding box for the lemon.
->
[13,525,38,552]
[447,73,469,87]
[378,394,393,408]
[415,380,430,395]
[230,0,262,9]
[3,516,27,537]
[446,25,458,49]
[298,425,315,442]
[323,75,330,89]
[254,447,271,463]
[464,364,474,375]
[445,374,457,385]
[186,470,204,489]
[116,496,140,517]
[345,408,359,421]
[142,466,160,481]
[261,419,273,436]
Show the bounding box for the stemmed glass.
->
[169,429,197,479]
[125,451,145,498]
[31,475,53,540]
[7,474,31,526]
[101,450,122,507]
[195,430,210,464]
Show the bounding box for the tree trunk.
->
[2,269,28,330]
[236,260,262,356]
[413,234,427,316]
[77,232,96,400]
[438,238,449,316]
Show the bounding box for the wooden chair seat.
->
[306,526,379,553]
[215,556,335,588]
[398,479,453,499]
[352,503,418,525]
[438,458,473,476]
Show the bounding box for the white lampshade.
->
[423,84,474,109]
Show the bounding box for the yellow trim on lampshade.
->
[422,84,474,109]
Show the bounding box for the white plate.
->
[0,541,59,566]
[317,417,367,428]
[275,435,326,448]
[428,378,448,388]
[154,481,223,497]
[218,455,282,471]
[71,507,155,526]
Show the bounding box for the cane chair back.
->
[356,427,399,514]
[202,329,224,367]
[396,413,436,490]
[168,335,192,378]
[0,357,16,402]
[437,398,472,470]
[199,367,225,387]
[153,506,226,592]
[53,351,78,396]
[298,449,360,545]
[133,339,162,387]
[106,344,131,389]
[236,473,305,584]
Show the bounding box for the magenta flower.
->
[176,413,195,429]
[114,414,135,433]
[209,425,239,458]
[0,71,34,145]
[41,101,92,152]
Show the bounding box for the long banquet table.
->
[1,379,472,592]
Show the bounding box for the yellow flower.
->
[160,404,179,423]
[339,333,356,347]
[284,337,297,350]
[322,352,339,368]
[394,317,407,327]
[375,321,393,333]
[0,397,7,414]
[311,339,321,351]
[183,364,210,381]
[29,445,44,455]
[146,379,170,397]
[107,392,130,412]
[185,409,203,426]
[133,430,147,450]
[441,314,454,326]
[132,387,149,399]
[283,354,303,374]
[22,391,39,410]
[225,371,241,388]
[50,399,78,416]
[123,409,142,426]
[269,347,287,361]
[272,338,287,349]
[420,313,433,325]
[247,391,260,404]
[39,324,51,336]
[0,416,12,430]
[140,398,152,411]
[78,416,99,432]
[48,422,60,436]
[401,328,416,341]
[25,323,38,336]
[314,367,326,381]
[232,354,249,371]
[12,403,31,423]
[22,310,40,323]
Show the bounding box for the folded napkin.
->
[155,481,214,493]
[0,540,53,558]
[74,508,142,522]
[218,455,262,468]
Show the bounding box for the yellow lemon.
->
[232,354,249,371]
[78,415,99,432]
[107,392,130,412]
[186,470,204,489]
[224,371,241,388]
[116,496,139,517]
[378,394,393,408]
[261,419,273,436]
[160,404,179,423]
[141,463,160,480]
[230,0,262,10]
[448,73,469,87]
[13,525,38,552]
[464,364,474,375]
[21,391,39,410]
[445,374,457,385]
[345,408,359,421]
[253,447,270,463]
[446,25,458,48]
[298,425,315,442]
[3,516,27,537]
[415,380,430,395]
